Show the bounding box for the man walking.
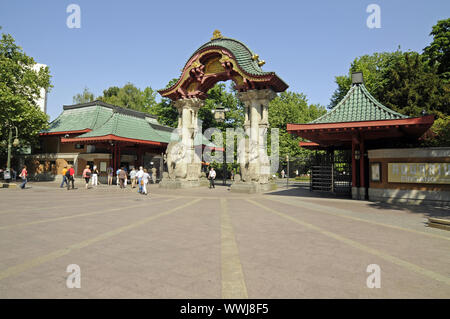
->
[130,167,137,188]
[60,165,68,188]
[142,168,150,195]
[91,165,99,187]
[67,165,75,190]
[118,167,127,189]
[208,167,216,189]
[136,166,144,193]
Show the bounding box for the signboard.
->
[100,162,107,172]
[388,163,450,184]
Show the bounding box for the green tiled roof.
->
[77,112,172,143]
[189,37,272,76]
[47,101,219,147]
[310,84,408,124]
[46,105,113,133]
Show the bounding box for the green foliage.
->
[330,50,403,108]
[423,18,450,82]
[269,91,326,158]
[72,87,94,104]
[97,83,158,114]
[380,52,449,118]
[329,19,450,146]
[199,82,243,131]
[0,32,52,156]
[148,97,178,127]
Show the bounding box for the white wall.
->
[32,63,48,114]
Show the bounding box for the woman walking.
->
[19,165,28,189]
[82,165,91,189]
[107,166,113,185]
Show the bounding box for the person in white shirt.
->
[136,166,144,193]
[91,165,99,186]
[142,169,150,195]
[208,167,216,189]
[130,168,137,188]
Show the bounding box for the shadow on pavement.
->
[267,184,450,218]
[266,184,351,199]
[367,201,450,218]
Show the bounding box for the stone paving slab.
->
[0,182,449,298]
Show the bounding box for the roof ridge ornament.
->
[211,30,223,40]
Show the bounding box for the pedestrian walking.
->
[91,165,99,186]
[142,169,150,195]
[281,169,285,179]
[82,165,91,189]
[124,167,128,187]
[130,168,137,188]
[116,168,121,187]
[107,166,113,185]
[66,165,75,190]
[118,167,127,189]
[151,167,157,184]
[136,166,144,193]
[208,167,216,189]
[60,165,68,188]
[19,165,28,189]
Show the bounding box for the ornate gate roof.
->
[158,30,288,100]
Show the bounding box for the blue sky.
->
[1,0,448,120]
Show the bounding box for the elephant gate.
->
[158,30,288,192]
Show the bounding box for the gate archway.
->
[158,31,288,188]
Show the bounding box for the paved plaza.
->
[0,181,449,299]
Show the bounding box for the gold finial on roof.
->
[211,30,223,40]
[252,54,259,61]
[258,60,266,66]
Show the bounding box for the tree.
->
[329,51,403,108]
[72,87,94,104]
[0,31,52,160]
[97,83,158,114]
[147,78,179,127]
[269,91,326,158]
[381,52,448,117]
[423,18,450,82]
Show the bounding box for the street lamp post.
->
[286,154,289,189]
[211,104,229,185]
[5,121,20,181]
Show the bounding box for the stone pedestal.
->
[231,89,276,193]
[352,187,367,200]
[230,181,277,194]
[159,178,209,189]
[160,98,204,188]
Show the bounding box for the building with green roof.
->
[33,101,216,180]
[287,72,435,201]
